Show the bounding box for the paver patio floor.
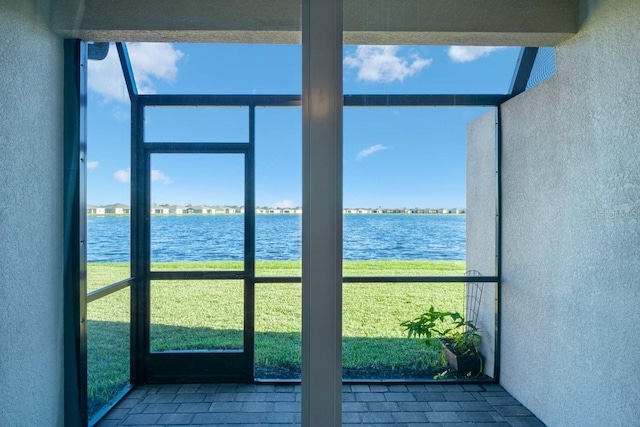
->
[96,383,545,426]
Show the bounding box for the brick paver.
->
[96,383,546,426]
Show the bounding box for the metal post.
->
[301,0,343,424]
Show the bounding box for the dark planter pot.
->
[440,340,482,377]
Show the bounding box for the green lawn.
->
[87,260,466,417]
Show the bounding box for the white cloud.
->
[87,161,99,170]
[357,144,389,160]
[447,46,507,63]
[113,168,171,184]
[88,42,184,103]
[151,169,172,184]
[274,199,295,208]
[114,168,130,183]
[344,46,432,83]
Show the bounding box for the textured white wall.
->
[501,0,640,425]
[466,110,497,377]
[0,1,64,426]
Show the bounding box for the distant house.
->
[87,204,105,215]
[104,203,130,214]
[256,208,268,214]
[168,205,185,214]
[189,205,210,214]
[294,208,303,214]
[358,208,371,214]
[151,205,170,214]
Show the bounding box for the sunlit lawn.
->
[87,260,465,417]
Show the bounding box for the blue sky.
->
[87,44,519,208]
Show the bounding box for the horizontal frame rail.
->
[254,276,499,284]
[138,94,512,108]
[145,142,250,153]
[87,278,133,303]
[149,271,247,280]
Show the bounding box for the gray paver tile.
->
[424,384,446,392]
[104,408,129,420]
[426,411,461,423]
[369,384,389,392]
[444,391,479,401]
[495,405,533,417]
[392,411,428,423]
[141,393,175,404]
[342,401,368,412]
[176,402,212,413]
[215,384,238,392]
[342,412,361,423]
[442,384,464,392]
[260,412,297,423]
[397,401,431,412]
[159,384,182,394]
[429,401,462,412]
[236,384,258,392]
[384,392,416,401]
[459,401,494,411]
[482,384,506,392]
[128,404,147,414]
[157,413,195,424]
[367,401,400,412]
[342,393,356,402]
[405,384,426,392]
[178,384,201,393]
[361,411,394,423]
[209,401,243,412]
[457,411,497,422]
[173,393,205,403]
[355,392,385,401]
[95,420,121,427]
[242,401,275,412]
[273,401,300,412]
[143,403,179,413]
[197,384,219,393]
[117,398,141,409]
[121,414,162,425]
[267,392,296,402]
[413,392,446,402]
[462,384,484,392]
[485,396,521,406]
[204,392,237,402]
[504,416,546,426]
[387,385,409,392]
[236,391,267,401]
[351,384,371,392]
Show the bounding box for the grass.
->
[87,260,466,416]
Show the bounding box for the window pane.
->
[87,288,130,419]
[150,154,245,271]
[87,43,131,291]
[145,107,249,143]
[150,280,244,352]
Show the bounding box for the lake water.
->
[87,214,466,263]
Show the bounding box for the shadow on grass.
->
[88,320,447,413]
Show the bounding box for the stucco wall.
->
[466,109,497,377]
[0,2,64,426]
[500,0,640,425]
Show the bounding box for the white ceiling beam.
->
[51,0,578,46]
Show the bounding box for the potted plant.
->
[401,306,482,377]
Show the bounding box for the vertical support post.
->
[494,106,503,381]
[63,39,88,427]
[301,0,343,425]
[245,105,256,376]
